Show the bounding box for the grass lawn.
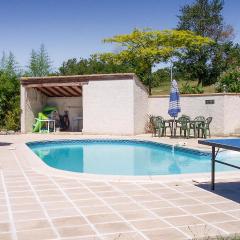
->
[151,80,216,95]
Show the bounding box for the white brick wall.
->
[82,78,148,135]
[133,79,148,134]
[21,74,240,136]
[82,79,135,135]
[223,95,240,135]
[148,94,240,136]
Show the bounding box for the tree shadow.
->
[0,142,12,146]
[196,181,240,203]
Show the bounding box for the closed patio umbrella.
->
[168,79,181,136]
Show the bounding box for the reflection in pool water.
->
[28,140,240,176]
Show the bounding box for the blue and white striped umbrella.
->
[168,79,181,118]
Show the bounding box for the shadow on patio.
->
[196,181,240,203]
[0,142,12,146]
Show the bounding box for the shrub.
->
[4,97,21,131]
[145,115,155,133]
[180,82,204,94]
[216,66,240,93]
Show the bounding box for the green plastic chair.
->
[177,116,190,138]
[198,117,212,138]
[150,116,165,137]
[150,116,162,137]
[162,119,172,136]
[189,116,206,138]
[181,114,191,121]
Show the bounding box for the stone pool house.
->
[20,73,240,136]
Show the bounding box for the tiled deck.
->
[0,134,239,240]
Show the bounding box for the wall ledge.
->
[149,93,240,98]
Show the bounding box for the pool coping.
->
[12,136,240,183]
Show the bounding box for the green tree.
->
[100,28,212,94]
[0,52,7,69]
[151,68,171,87]
[28,49,38,76]
[0,51,19,76]
[27,44,52,76]
[0,52,20,130]
[176,0,235,85]
[59,54,133,75]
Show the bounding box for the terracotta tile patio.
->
[0,133,239,239]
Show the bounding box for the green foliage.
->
[4,96,21,131]
[100,28,212,93]
[27,44,52,77]
[0,51,20,131]
[151,68,171,87]
[177,0,227,41]
[0,71,20,130]
[216,66,240,93]
[0,51,19,76]
[176,0,236,86]
[59,54,133,75]
[180,82,204,94]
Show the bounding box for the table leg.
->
[211,146,215,190]
[174,121,177,137]
[47,121,50,133]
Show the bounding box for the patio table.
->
[164,119,178,137]
[164,119,205,138]
[35,118,56,133]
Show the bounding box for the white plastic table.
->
[35,118,56,133]
[72,117,83,131]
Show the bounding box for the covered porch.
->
[20,73,148,135]
[20,75,86,133]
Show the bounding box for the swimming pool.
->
[27,139,240,176]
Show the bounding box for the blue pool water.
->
[27,139,240,176]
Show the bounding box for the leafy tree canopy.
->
[176,0,236,86]
[177,0,234,42]
[59,54,133,75]
[100,28,213,93]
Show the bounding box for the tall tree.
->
[27,44,52,76]
[0,51,19,76]
[176,0,234,85]
[28,49,38,76]
[100,28,212,94]
[0,52,20,130]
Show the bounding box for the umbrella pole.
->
[173,117,176,137]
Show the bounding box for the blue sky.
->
[0,0,239,70]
